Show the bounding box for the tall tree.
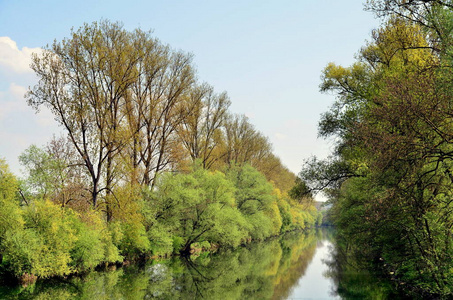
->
[222,114,272,167]
[302,13,453,296]
[177,83,230,169]
[123,35,195,186]
[28,21,197,214]
[28,21,141,215]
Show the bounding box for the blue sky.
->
[0,0,380,177]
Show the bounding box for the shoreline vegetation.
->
[0,229,324,299]
[299,1,453,298]
[0,20,320,287]
[0,159,321,286]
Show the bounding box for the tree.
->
[128,46,195,186]
[19,137,88,209]
[45,136,89,210]
[0,160,22,265]
[177,83,230,169]
[19,145,56,200]
[142,166,243,254]
[222,114,272,168]
[28,21,140,216]
[226,164,278,239]
[302,14,453,296]
[27,21,197,217]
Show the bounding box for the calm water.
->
[0,229,398,299]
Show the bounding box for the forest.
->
[0,20,320,284]
[300,0,453,298]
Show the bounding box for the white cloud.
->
[0,36,42,74]
[245,111,255,119]
[0,81,58,128]
[9,82,27,98]
[274,132,287,141]
[0,83,29,121]
[0,37,60,175]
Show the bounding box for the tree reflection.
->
[1,231,324,300]
[323,232,408,300]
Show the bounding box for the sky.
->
[0,0,380,178]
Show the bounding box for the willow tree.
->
[177,83,230,169]
[222,114,272,167]
[28,21,142,215]
[123,35,196,186]
[301,13,453,296]
[28,20,201,216]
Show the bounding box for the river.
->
[0,229,400,299]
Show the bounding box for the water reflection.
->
[0,229,401,299]
[322,231,406,300]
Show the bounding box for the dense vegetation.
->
[0,21,319,283]
[301,0,453,298]
[0,230,320,300]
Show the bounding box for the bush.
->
[70,211,106,271]
[116,220,150,259]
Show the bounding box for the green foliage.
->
[1,200,123,278]
[1,229,40,277]
[305,7,453,297]
[288,177,312,200]
[225,164,283,240]
[277,197,293,233]
[172,236,184,253]
[115,220,150,258]
[2,200,76,277]
[19,145,60,199]
[226,164,274,215]
[69,211,109,271]
[0,159,23,243]
[102,223,123,264]
[0,157,317,280]
[0,159,18,201]
[147,223,174,256]
[141,164,318,255]
[2,230,322,300]
[143,167,241,253]
[204,205,249,248]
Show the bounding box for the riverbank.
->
[1,229,409,299]
[0,229,330,299]
[0,161,321,286]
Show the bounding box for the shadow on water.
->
[0,229,402,299]
[322,229,410,300]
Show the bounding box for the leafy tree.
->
[226,164,278,240]
[27,21,141,214]
[177,83,231,170]
[303,10,453,296]
[0,160,23,266]
[19,139,88,209]
[2,200,76,278]
[288,177,313,205]
[143,166,243,254]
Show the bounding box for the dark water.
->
[0,229,398,299]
